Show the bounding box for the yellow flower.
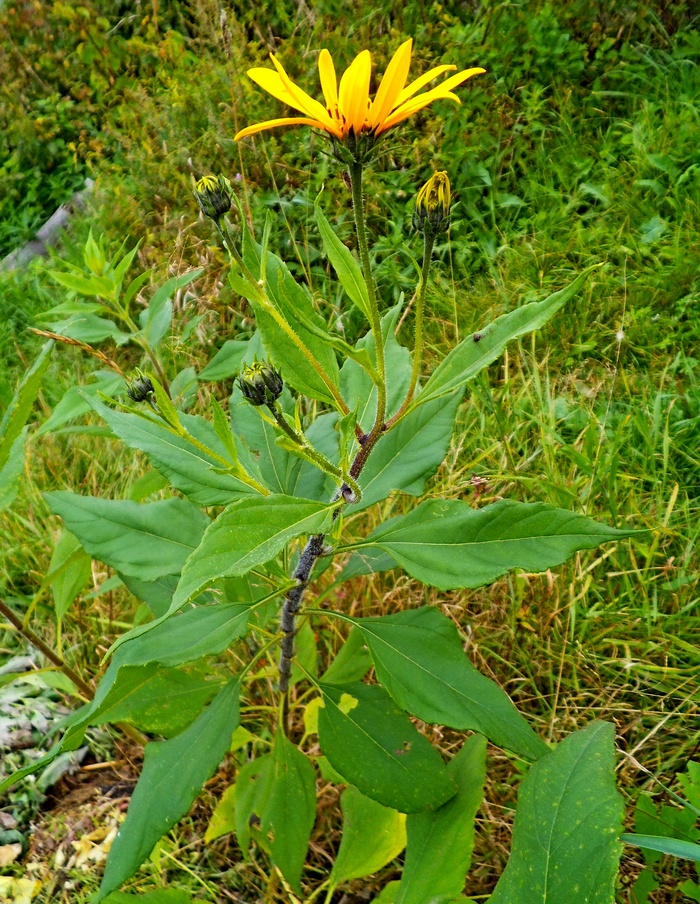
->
[414,171,452,232]
[234,39,484,142]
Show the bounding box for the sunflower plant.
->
[3,40,636,903]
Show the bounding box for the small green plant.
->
[2,38,646,903]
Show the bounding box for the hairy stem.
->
[386,228,436,428]
[268,403,362,501]
[349,160,386,436]
[277,163,392,699]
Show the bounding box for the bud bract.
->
[126,369,155,404]
[238,361,284,407]
[194,174,233,221]
[413,171,451,233]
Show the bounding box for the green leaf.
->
[49,269,114,297]
[232,393,336,500]
[321,627,372,685]
[356,390,461,510]
[317,682,456,813]
[418,266,600,406]
[340,304,411,432]
[48,530,92,623]
[489,721,623,904]
[242,233,340,405]
[373,882,400,903]
[103,890,192,904]
[44,492,209,581]
[354,607,548,761]
[36,370,124,436]
[120,573,178,617]
[198,335,263,382]
[205,782,237,843]
[396,734,486,904]
[97,678,241,901]
[621,834,700,862]
[46,313,131,345]
[264,729,318,892]
[0,340,52,471]
[87,397,255,506]
[172,495,334,608]
[315,199,371,319]
[87,662,223,736]
[111,602,252,671]
[330,786,406,887]
[0,428,27,513]
[141,269,202,348]
[350,499,634,591]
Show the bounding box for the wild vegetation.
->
[0,1,699,902]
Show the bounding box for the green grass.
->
[1,0,700,900]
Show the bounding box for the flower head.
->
[414,171,452,233]
[238,360,284,407]
[234,39,484,145]
[194,174,233,221]
[126,369,155,404]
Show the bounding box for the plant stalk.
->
[386,227,436,428]
[348,160,387,437]
[268,403,362,501]
[277,163,393,698]
[216,219,350,416]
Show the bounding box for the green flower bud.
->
[194,174,233,221]
[238,361,284,407]
[413,171,451,233]
[126,369,155,404]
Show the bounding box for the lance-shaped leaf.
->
[330,786,407,888]
[263,730,318,892]
[37,370,125,436]
[232,393,337,501]
[241,230,340,405]
[317,682,456,813]
[315,200,371,319]
[621,834,700,862]
[45,493,210,581]
[348,499,634,591]
[97,678,241,902]
[172,495,335,608]
[49,530,92,623]
[396,734,486,904]
[112,602,252,670]
[102,890,192,903]
[489,721,623,904]
[87,397,256,506]
[356,390,462,511]
[0,340,52,472]
[353,607,548,761]
[340,304,411,432]
[418,266,600,407]
[0,429,28,514]
[138,269,203,350]
[86,662,224,737]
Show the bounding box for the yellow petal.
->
[378,68,484,134]
[247,68,298,108]
[269,54,338,132]
[369,38,413,129]
[394,64,457,108]
[432,67,486,95]
[234,117,323,141]
[339,49,372,135]
[377,90,460,134]
[318,49,338,110]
